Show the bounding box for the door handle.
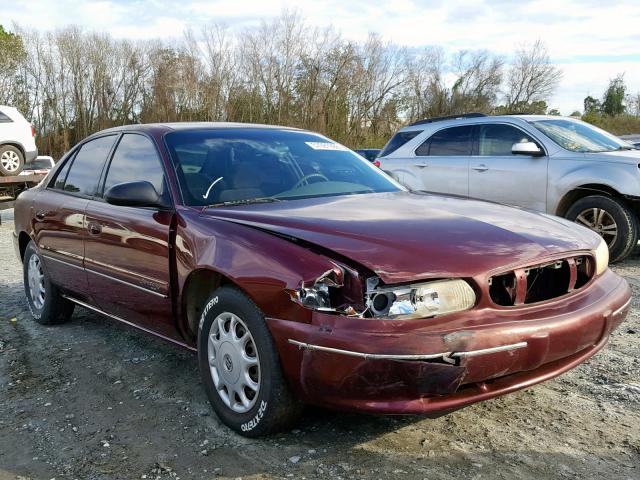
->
[472,164,489,172]
[87,222,102,235]
[414,163,429,168]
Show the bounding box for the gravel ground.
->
[1,213,639,480]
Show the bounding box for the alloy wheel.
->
[207,312,260,413]
[1,150,21,173]
[27,254,46,309]
[575,207,618,247]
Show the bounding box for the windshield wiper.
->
[614,145,636,151]
[201,197,281,212]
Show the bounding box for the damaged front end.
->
[283,267,487,398]
[291,265,478,322]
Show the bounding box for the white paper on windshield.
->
[305,141,349,151]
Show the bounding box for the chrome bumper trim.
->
[287,339,528,362]
[613,298,631,317]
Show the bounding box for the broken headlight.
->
[366,278,476,319]
[296,268,344,311]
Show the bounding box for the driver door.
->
[84,133,176,339]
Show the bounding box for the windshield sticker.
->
[305,141,349,151]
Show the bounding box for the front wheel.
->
[565,195,638,263]
[197,286,302,437]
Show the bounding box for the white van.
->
[0,106,38,176]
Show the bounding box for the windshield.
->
[529,118,635,153]
[165,128,403,206]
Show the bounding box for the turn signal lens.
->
[594,238,609,276]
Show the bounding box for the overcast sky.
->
[3,0,640,114]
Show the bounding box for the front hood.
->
[202,191,600,283]
[589,149,640,164]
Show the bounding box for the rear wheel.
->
[23,241,75,324]
[565,195,638,262]
[0,145,24,176]
[197,286,302,437]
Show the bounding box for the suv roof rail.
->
[408,112,487,127]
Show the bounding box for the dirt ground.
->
[0,214,638,480]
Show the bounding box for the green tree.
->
[0,25,27,105]
[583,95,600,114]
[601,74,626,116]
[547,108,561,116]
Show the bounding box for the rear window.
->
[0,111,12,123]
[379,130,423,157]
[416,125,473,156]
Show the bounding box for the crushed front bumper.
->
[267,269,631,414]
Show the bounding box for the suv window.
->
[102,134,165,197]
[416,125,473,156]
[478,124,535,156]
[0,111,12,123]
[379,130,423,157]
[61,135,117,196]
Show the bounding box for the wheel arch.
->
[0,141,26,158]
[17,231,33,261]
[555,184,630,217]
[181,267,247,340]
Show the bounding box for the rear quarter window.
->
[379,130,423,157]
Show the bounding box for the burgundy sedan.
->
[13,123,630,436]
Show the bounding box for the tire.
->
[197,286,302,437]
[0,145,25,176]
[565,195,638,263]
[23,241,75,324]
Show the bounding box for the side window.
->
[478,124,535,156]
[0,111,12,123]
[51,156,73,190]
[102,134,165,197]
[379,130,423,157]
[416,126,473,156]
[63,135,117,196]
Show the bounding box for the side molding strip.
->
[42,253,167,298]
[85,268,168,298]
[287,339,528,362]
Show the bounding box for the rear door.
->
[33,135,117,301]
[83,133,176,338]
[468,123,548,211]
[411,125,474,196]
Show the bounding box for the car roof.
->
[93,122,304,136]
[397,114,568,132]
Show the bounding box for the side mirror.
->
[105,181,165,208]
[512,141,544,156]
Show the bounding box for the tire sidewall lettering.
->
[199,295,219,331]
[240,400,267,432]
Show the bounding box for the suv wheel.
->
[23,241,75,324]
[0,145,25,176]
[565,195,638,262]
[197,286,302,437]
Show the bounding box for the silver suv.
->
[378,113,640,262]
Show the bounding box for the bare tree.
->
[504,40,562,111]
[450,50,503,113]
